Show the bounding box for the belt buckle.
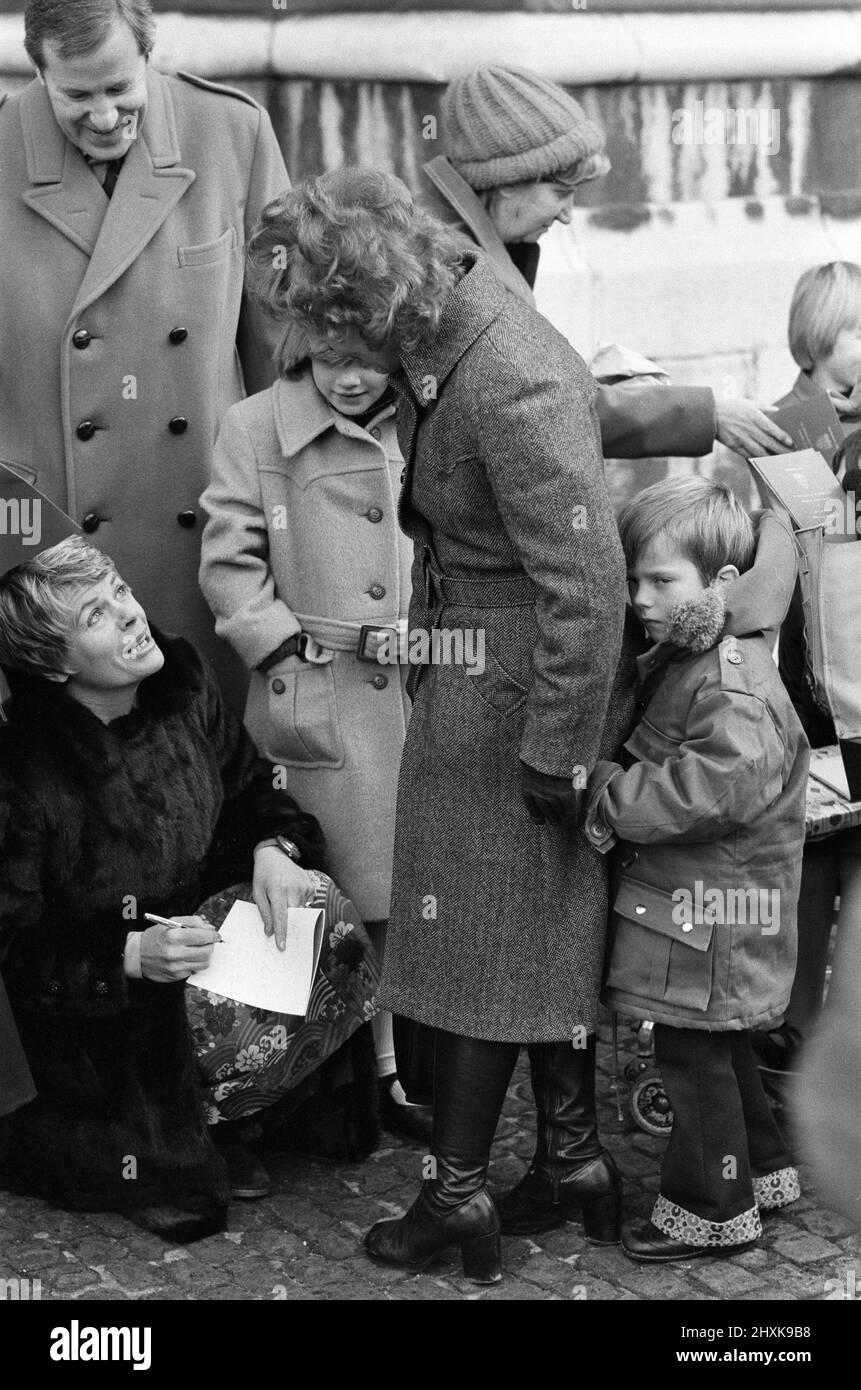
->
[357,624,398,663]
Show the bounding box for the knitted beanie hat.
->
[442,65,607,192]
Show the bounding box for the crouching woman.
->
[0,537,378,1241]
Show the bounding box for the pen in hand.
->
[144,912,223,942]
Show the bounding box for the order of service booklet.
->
[769,390,844,466]
[748,447,856,541]
[189,900,325,1016]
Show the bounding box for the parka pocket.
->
[263,659,346,769]
[606,878,714,1012]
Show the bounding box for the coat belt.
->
[422,554,537,609]
[293,612,409,660]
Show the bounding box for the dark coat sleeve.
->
[475,339,626,776]
[194,653,327,897]
[596,382,716,459]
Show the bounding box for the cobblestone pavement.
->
[1,1019,858,1304]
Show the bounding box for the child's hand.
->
[829,379,861,418]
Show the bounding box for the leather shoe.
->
[211,1126,271,1200]
[622,1219,756,1263]
[378,1077,434,1147]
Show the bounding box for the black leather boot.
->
[497,1038,622,1242]
[364,1031,519,1284]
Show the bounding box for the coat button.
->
[727,651,742,665]
[72,329,91,349]
[93,980,109,995]
[368,584,386,600]
[81,512,102,533]
[682,923,694,933]
[370,426,382,439]
[168,416,188,435]
[271,678,286,695]
[47,978,62,996]
[635,904,647,915]
[589,821,606,838]
[372,674,388,690]
[177,510,197,528]
[367,507,383,523]
[76,419,96,441]
[168,327,188,345]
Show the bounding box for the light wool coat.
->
[199,373,413,920]
[0,69,288,707]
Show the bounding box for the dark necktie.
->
[101,159,122,199]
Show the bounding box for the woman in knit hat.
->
[421,63,796,1244]
[422,64,792,462]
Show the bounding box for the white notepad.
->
[190,900,325,1017]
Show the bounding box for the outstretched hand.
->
[714,398,793,457]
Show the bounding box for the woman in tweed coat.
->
[247,168,628,1284]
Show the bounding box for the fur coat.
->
[0,631,323,1220]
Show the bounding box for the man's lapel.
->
[21,71,195,313]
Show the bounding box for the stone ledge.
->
[2,10,861,82]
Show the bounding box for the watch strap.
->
[257,633,308,674]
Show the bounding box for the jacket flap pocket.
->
[177,226,238,267]
[612,878,713,952]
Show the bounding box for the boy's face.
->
[820,325,861,396]
[307,337,390,417]
[627,537,710,643]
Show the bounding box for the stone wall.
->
[3,7,860,499]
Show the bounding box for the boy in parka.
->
[584,477,808,1261]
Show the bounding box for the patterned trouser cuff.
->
[753,1166,801,1210]
[652,1194,762,1247]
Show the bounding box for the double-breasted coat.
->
[421,155,717,460]
[199,372,413,920]
[380,252,627,1042]
[0,69,288,707]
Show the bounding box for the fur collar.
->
[664,584,728,654]
[2,628,204,765]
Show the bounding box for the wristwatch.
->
[253,834,303,863]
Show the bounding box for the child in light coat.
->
[200,325,430,1153]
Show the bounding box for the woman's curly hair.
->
[247,167,466,354]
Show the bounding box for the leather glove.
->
[519,760,584,826]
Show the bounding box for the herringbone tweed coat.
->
[379,252,629,1041]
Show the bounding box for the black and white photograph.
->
[0,0,858,1352]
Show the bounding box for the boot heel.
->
[582,1190,621,1245]
[460,1229,502,1284]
